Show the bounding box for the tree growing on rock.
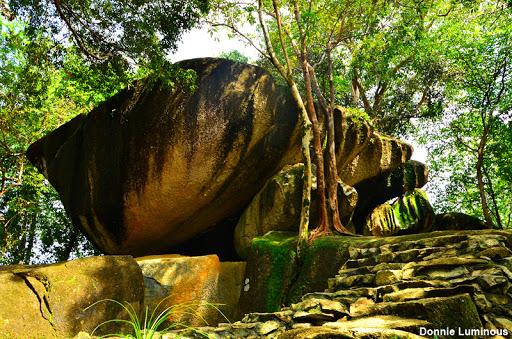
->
[208,0,455,247]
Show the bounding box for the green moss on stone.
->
[286,235,370,304]
[250,232,298,312]
[366,188,434,235]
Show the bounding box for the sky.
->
[170,27,428,163]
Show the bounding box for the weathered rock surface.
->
[234,164,358,259]
[27,58,413,257]
[433,212,489,231]
[364,189,434,236]
[27,58,302,256]
[136,254,246,326]
[334,108,412,186]
[166,229,512,339]
[0,256,143,338]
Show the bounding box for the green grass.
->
[84,298,228,339]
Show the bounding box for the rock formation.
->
[363,189,435,236]
[136,254,246,326]
[0,256,143,337]
[27,58,302,256]
[165,229,512,338]
[27,58,414,257]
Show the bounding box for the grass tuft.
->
[84,297,229,339]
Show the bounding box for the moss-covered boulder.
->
[364,189,434,236]
[238,232,372,315]
[352,160,428,231]
[238,232,298,315]
[234,164,358,259]
[0,256,143,338]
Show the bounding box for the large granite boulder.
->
[27,58,301,256]
[27,58,413,256]
[0,256,143,338]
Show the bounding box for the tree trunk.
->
[23,216,37,264]
[257,0,314,251]
[476,126,494,228]
[301,62,329,237]
[288,83,314,251]
[325,49,349,234]
[60,228,79,261]
[483,165,503,229]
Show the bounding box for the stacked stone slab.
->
[161,230,512,338]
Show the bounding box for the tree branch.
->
[207,21,270,59]
[52,0,107,61]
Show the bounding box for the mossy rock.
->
[286,235,369,304]
[239,232,374,313]
[234,164,358,259]
[352,160,429,232]
[433,212,489,231]
[364,188,434,236]
[238,232,298,316]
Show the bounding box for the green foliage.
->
[416,2,512,227]
[86,298,223,338]
[0,16,128,263]
[219,49,249,64]
[8,0,208,65]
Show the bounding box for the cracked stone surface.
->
[0,256,143,338]
[159,230,512,339]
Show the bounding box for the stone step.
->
[305,288,377,303]
[290,298,349,318]
[381,285,479,302]
[328,274,376,290]
[241,310,294,324]
[347,294,482,333]
[323,315,429,333]
[276,327,427,339]
[378,234,471,253]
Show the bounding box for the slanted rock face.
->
[27,58,413,256]
[27,58,301,256]
[334,109,412,186]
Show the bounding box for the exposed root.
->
[333,220,353,236]
[308,225,331,243]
